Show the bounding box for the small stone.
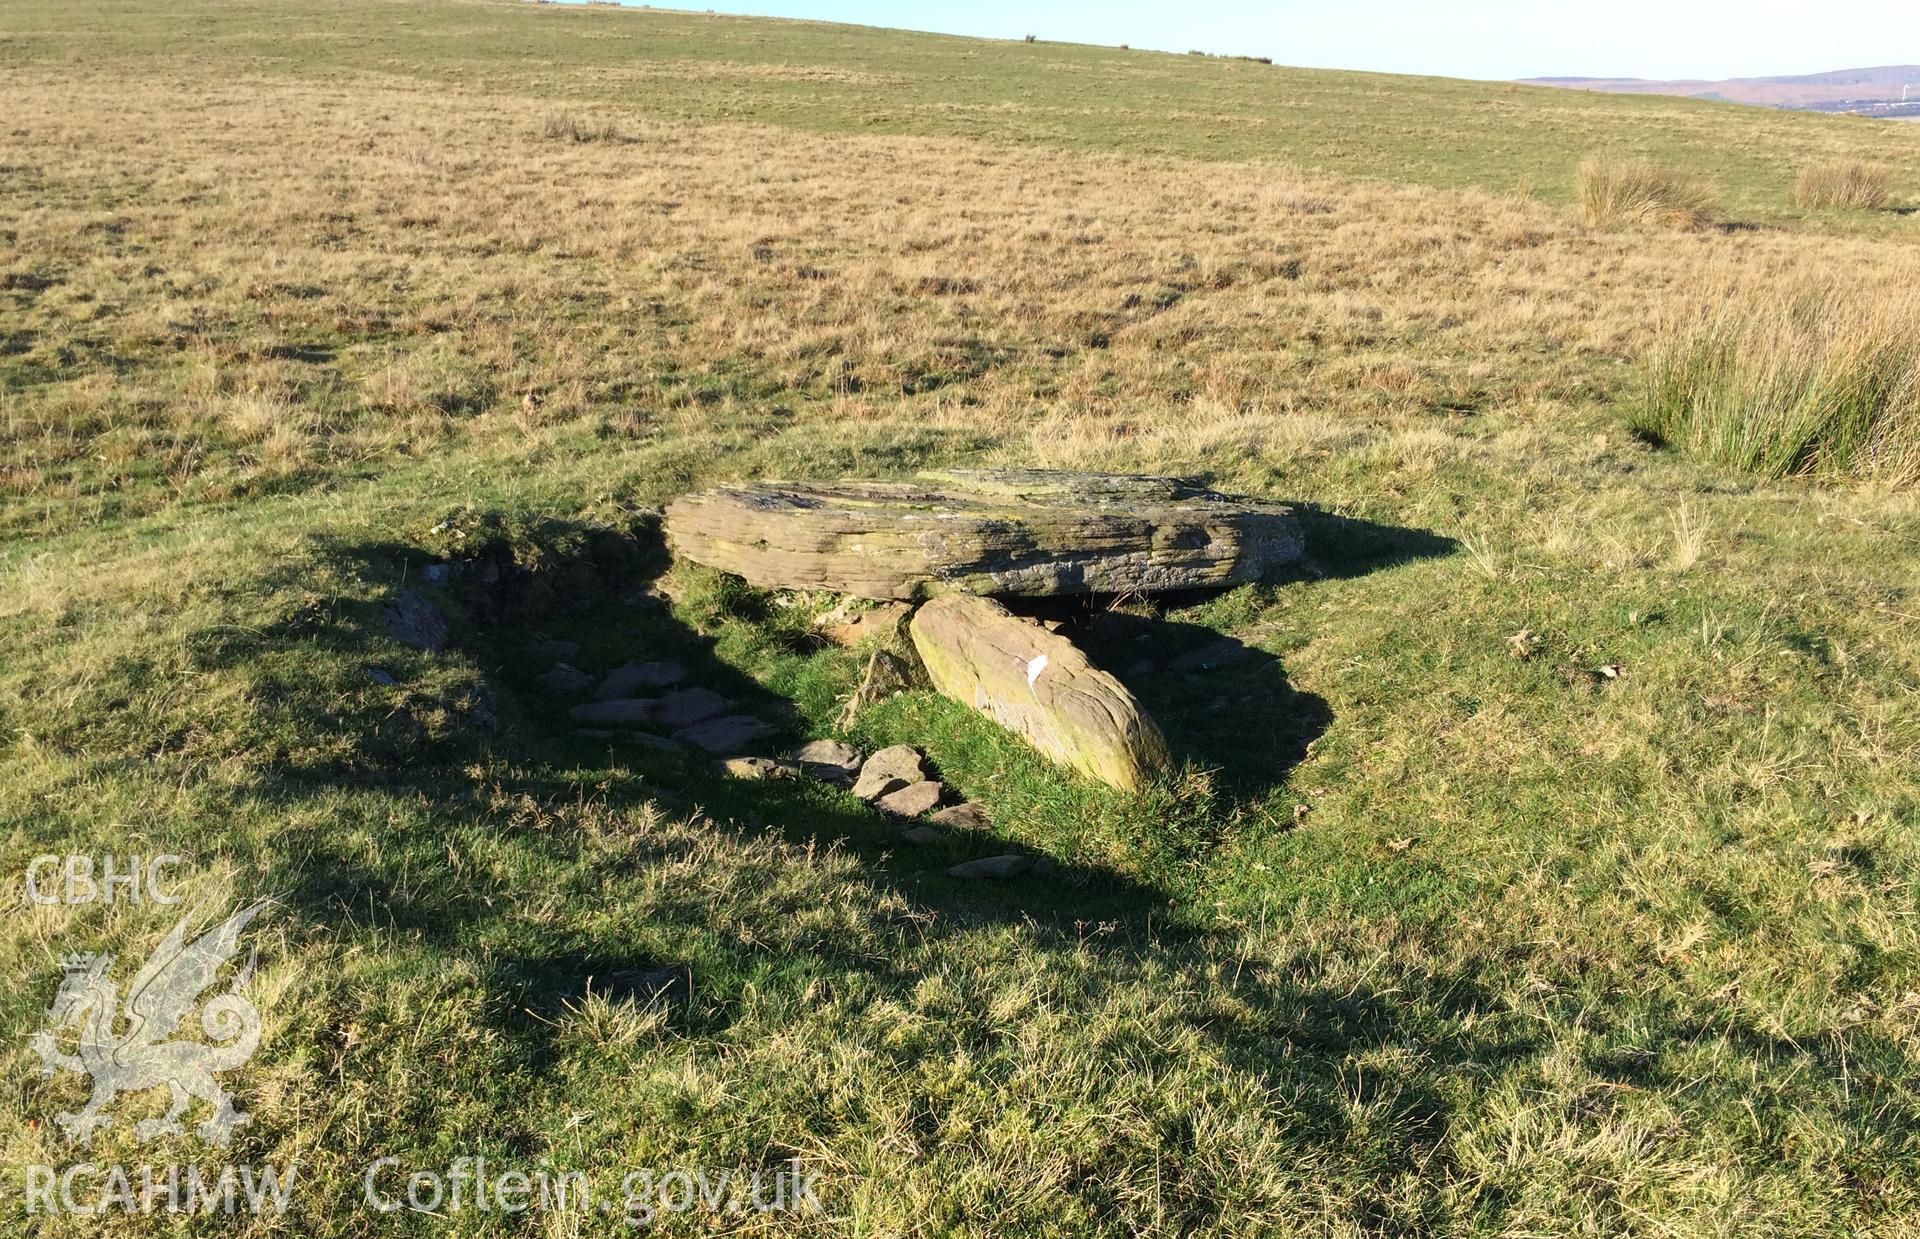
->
[853,775,909,802]
[570,698,658,726]
[419,563,451,584]
[876,779,945,818]
[536,663,593,694]
[532,638,582,660]
[792,739,862,784]
[947,854,1035,880]
[852,745,926,799]
[596,660,687,698]
[864,744,927,783]
[902,825,944,844]
[366,667,398,686]
[674,715,776,754]
[653,687,731,728]
[381,589,448,651]
[820,600,913,649]
[929,802,991,831]
[716,756,797,780]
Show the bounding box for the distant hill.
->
[1521,65,1920,116]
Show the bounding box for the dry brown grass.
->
[5,76,1915,536]
[1576,156,1714,228]
[1794,159,1894,210]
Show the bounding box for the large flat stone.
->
[910,595,1169,792]
[652,687,731,729]
[596,660,687,698]
[570,698,658,726]
[665,468,1302,601]
[674,715,776,754]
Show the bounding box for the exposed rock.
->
[947,854,1035,880]
[835,648,916,729]
[536,663,593,695]
[901,825,944,845]
[716,756,798,780]
[569,698,658,726]
[622,732,682,753]
[854,776,908,803]
[820,600,913,648]
[876,779,945,818]
[382,589,448,651]
[929,802,991,831]
[653,686,731,729]
[596,660,687,698]
[366,667,398,686]
[665,468,1303,600]
[792,739,862,784]
[910,595,1169,791]
[852,745,927,800]
[674,715,776,754]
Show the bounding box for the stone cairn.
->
[560,468,1303,877]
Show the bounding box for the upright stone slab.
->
[664,468,1302,601]
[910,595,1170,792]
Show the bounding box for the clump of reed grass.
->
[1793,159,1892,210]
[543,112,625,143]
[1636,289,1920,486]
[1577,156,1713,228]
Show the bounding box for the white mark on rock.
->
[1026,654,1049,688]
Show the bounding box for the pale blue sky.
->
[615,1,1918,82]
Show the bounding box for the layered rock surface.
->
[665,468,1301,601]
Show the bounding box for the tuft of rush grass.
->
[543,111,628,144]
[1577,156,1715,228]
[1794,159,1894,210]
[1637,288,1920,484]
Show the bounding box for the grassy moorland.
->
[2,1,1920,1234]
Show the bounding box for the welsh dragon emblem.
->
[30,900,271,1147]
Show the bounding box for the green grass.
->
[3,2,1920,1234]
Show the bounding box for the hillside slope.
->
[2,0,1917,217]
[1525,64,1920,114]
[4,3,1920,1235]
